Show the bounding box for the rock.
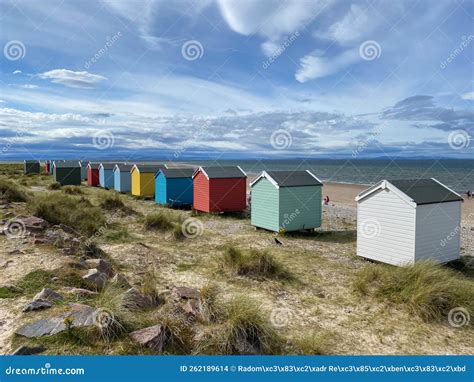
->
[182,299,201,317]
[33,288,63,302]
[129,325,165,353]
[65,287,98,297]
[82,269,108,290]
[110,273,131,288]
[122,288,157,310]
[172,286,199,300]
[22,299,52,312]
[16,304,96,338]
[8,249,24,255]
[11,345,46,355]
[85,259,114,277]
[33,238,48,245]
[19,216,49,231]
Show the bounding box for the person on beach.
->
[324,195,330,205]
[467,190,472,199]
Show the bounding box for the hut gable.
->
[356,178,463,266]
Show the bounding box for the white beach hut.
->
[355,178,463,266]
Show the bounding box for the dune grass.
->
[221,246,293,281]
[0,177,28,202]
[48,182,61,190]
[29,193,106,236]
[354,261,474,322]
[143,211,177,231]
[62,185,84,195]
[99,193,125,210]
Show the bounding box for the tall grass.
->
[29,194,106,236]
[195,295,282,354]
[62,186,84,195]
[354,261,474,322]
[0,178,28,202]
[99,194,125,210]
[143,211,175,231]
[221,247,293,281]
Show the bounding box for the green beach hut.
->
[24,160,40,174]
[250,170,323,232]
[53,160,82,185]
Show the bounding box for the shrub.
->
[140,269,162,306]
[99,194,125,210]
[222,247,292,281]
[48,182,61,190]
[199,283,225,323]
[143,212,175,231]
[0,178,28,202]
[354,261,474,322]
[29,194,106,236]
[62,186,84,195]
[195,296,282,355]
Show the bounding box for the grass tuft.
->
[62,186,84,195]
[0,178,28,202]
[29,194,106,236]
[354,261,474,322]
[221,246,293,281]
[48,182,61,190]
[99,194,125,210]
[143,211,175,231]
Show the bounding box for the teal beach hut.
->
[99,163,116,189]
[79,161,88,180]
[250,170,323,232]
[53,160,82,186]
[113,163,133,193]
[155,168,194,207]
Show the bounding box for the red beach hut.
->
[87,162,100,186]
[192,166,247,213]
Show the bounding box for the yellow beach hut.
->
[131,164,166,197]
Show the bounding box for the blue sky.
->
[0,0,473,160]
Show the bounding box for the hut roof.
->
[158,168,195,178]
[356,178,463,206]
[132,164,166,173]
[193,166,246,179]
[54,160,80,168]
[99,163,116,170]
[25,160,39,163]
[251,170,322,188]
[114,164,134,172]
[87,162,101,169]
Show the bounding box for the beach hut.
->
[155,168,195,207]
[114,164,134,193]
[53,160,81,185]
[79,161,88,180]
[355,178,463,266]
[99,163,116,189]
[131,164,166,197]
[87,162,100,186]
[49,160,56,174]
[250,170,323,232]
[192,166,247,213]
[44,160,51,174]
[24,160,40,174]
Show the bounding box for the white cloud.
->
[13,70,22,75]
[37,69,107,89]
[18,84,38,89]
[323,4,373,45]
[461,92,474,101]
[295,49,358,82]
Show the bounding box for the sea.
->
[185,159,474,194]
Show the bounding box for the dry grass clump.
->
[99,194,125,210]
[199,283,225,323]
[48,182,61,190]
[143,211,175,231]
[354,261,474,322]
[290,331,335,355]
[0,178,28,202]
[195,295,282,355]
[62,185,84,195]
[221,246,293,281]
[29,194,106,235]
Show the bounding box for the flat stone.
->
[22,299,52,312]
[182,299,201,317]
[33,288,63,302]
[82,269,108,290]
[122,288,156,310]
[11,345,46,355]
[173,286,199,300]
[8,249,24,255]
[85,259,114,277]
[19,216,49,231]
[15,304,96,338]
[130,325,165,353]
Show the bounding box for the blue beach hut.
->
[99,163,116,189]
[113,164,134,193]
[155,168,195,207]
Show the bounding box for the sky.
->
[0,0,473,161]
